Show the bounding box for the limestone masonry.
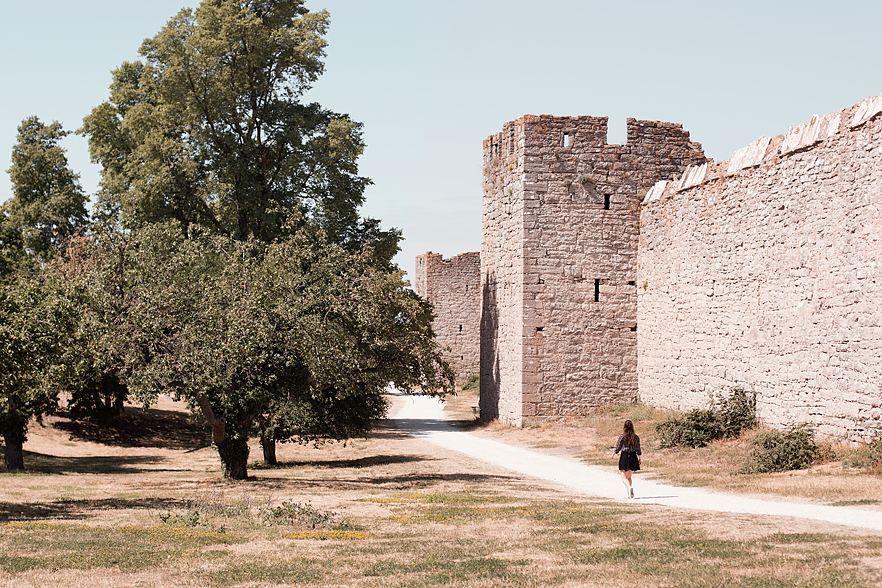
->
[420,92,882,437]
[638,95,882,440]
[414,252,480,384]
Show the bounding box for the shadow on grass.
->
[0,497,182,522]
[1,450,168,475]
[254,454,427,471]
[52,405,210,450]
[245,469,519,491]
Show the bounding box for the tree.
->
[81,0,397,256]
[0,117,90,469]
[72,0,448,477]
[62,222,452,479]
[4,117,89,262]
[0,268,77,470]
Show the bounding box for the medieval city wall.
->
[481,115,706,425]
[638,95,882,439]
[414,251,481,384]
[480,120,527,423]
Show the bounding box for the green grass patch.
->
[201,557,333,586]
[0,521,236,572]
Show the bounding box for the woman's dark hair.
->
[622,420,636,448]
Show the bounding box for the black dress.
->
[615,434,641,471]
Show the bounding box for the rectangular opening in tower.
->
[604,195,611,210]
[594,279,600,302]
[563,133,570,147]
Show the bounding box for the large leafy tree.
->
[62,222,452,479]
[66,0,444,477]
[81,0,396,255]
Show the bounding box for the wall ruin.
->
[638,95,882,439]
[480,115,706,426]
[414,251,481,384]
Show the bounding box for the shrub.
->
[462,374,479,391]
[714,386,757,438]
[260,501,339,529]
[741,423,819,473]
[655,387,756,449]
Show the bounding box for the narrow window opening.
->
[630,326,637,332]
[465,284,468,292]
[628,280,636,286]
[563,133,570,147]
[604,195,611,210]
[536,327,544,332]
[594,279,600,302]
[458,325,462,332]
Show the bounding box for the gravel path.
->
[393,395,882,532]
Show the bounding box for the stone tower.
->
[415,251,481,384]
[480,115,706,426]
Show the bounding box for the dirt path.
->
[393,394,882,532]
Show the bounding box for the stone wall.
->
[481,115,706,426]
[414,251,481,384]
[638,94,882,439]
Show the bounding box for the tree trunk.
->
[3,396,26,471]
[3,430,24,471]
[195,394,249,479]
[217,435,250,480]
[261,431,277,466]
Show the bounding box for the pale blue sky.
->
[2,0,880,282]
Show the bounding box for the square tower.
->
[480,115,706,425]
[415,251,481,384]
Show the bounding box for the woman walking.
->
[613,419,641,498]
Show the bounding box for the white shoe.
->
[629,487,635,499]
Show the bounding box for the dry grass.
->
[0,393,882,586]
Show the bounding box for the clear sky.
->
[1,0,880,283]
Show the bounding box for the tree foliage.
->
[81,0,397,260]
[0,268,78,470]
[60,221,452,478]
[3,117,89,263]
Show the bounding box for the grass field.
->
[1,392,882,587]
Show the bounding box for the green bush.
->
[655,387,756,449]
[461,374,479,391]
[714,386,757,438]
[655,417,688,448]
[741,423,819,473]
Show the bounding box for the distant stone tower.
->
[415,251,481,384]
[480,115,706,426]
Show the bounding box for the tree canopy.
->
[81,0,396,258]
[60,222,451,478]
[2,117,89,268]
